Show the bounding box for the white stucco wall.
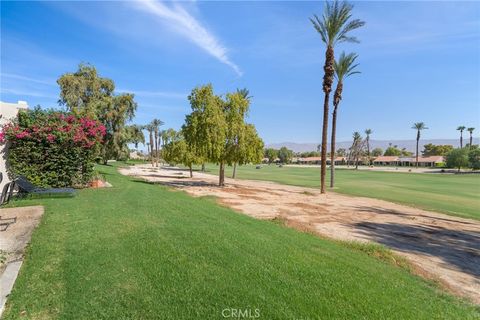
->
[0,101,29,191]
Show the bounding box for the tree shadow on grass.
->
[354,206,477,226]
[353,220,480,278]
[131,179,217,188]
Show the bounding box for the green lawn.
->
[3,164,478,319]
[199,164,480,220]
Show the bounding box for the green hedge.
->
[1,108,105,188]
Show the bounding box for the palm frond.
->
[336,19,365,45]
[311,1,365,47]
[412,122,428,130]
[334,51,360,81]
[310,15,328,44]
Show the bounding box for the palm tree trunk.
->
[330,105,338,188]
[460,132,463,148]
[320,45,335,194]
[219,162,225,187]
[366,138,370,165]
[232,162,237,179]
[470,133,473,148]
[320,93,329,193]
[149,132,154,167]
[154,132,158,167]
[416,131,420,168]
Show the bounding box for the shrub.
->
[468,147,480,170]
[445,148,469,172]
[1,107,105,188]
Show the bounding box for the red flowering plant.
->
[1,107,106,188]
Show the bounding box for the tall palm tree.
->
[151,119,164,167]
[364,128,372,165]
[130,124,145,150]
[236,88,252,100]
[412,122,428,168]
[311,0,365,193]
[329,51,360,188]
[351,131,362,169]
[457,126,466,148]
[145,124,155,167]
[467,127,475,148]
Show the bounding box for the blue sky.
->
[1,1,479,144]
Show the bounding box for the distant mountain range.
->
[266,138,480,153]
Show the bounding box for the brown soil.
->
[0,206,44,273]
[119,165,480,304]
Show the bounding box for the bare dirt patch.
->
[0,206,44,270]
[119,164,480,304]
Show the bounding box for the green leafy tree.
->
[311,0,365,193]
[446,148,469,172]
[231,124,264,178]
[125,124,145,150]
[329,51,361,187]
[300,151,321,157]
[163,130,201,177]
[335,148,346,157]
[371,148,383,157]
[467,127,475,148]
[412,122,428,168]
[422,144,454,156]
[224,91,249,178]
[183,85,263,186]
[384,146,402,156]
[57,63,114,117]
[401,148,413,157]
[57,63,137,164]
[468,146,480,170]
[264,148,278,164]
[278,146,294,164]
[183,85,227,185]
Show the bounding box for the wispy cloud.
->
[130,0,242,76]
[0,87,57,99]
[1,73,56,86]
[117,88,187,99]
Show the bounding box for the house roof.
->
[417,156,444,163]
[297,156,346,162]
[300,157,322,162]
[373,155,444,163]
[373,156,399,162]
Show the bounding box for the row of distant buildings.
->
[263,155,445,167]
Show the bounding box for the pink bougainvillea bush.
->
[1,107,105,187]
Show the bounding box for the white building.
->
[0,101,29,191]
